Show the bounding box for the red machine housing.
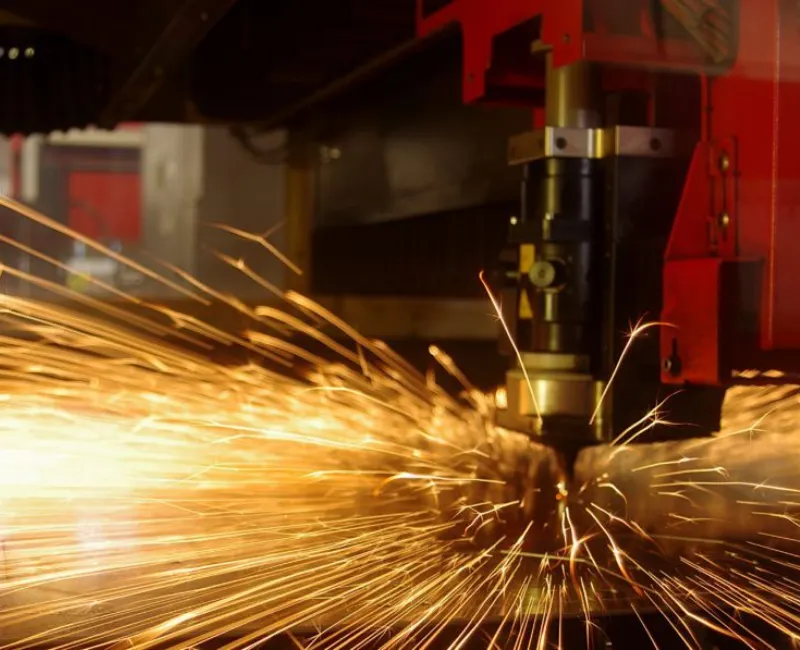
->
[10,125,142,244]
[416,0,800,387]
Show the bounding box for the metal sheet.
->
[573,381,800,547]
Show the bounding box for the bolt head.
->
[529,261,557,288]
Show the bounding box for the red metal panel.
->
[661,0,800,384]
[661,259,722,384]
[417,0,800,379]
[582,33,707,69]
[760,3,800,350]
[68,171,141,243]
[540,0,584,68]
[709,0,783,349]
[661,141,734,385]
[664,143,714,261]
[416,0,580,103]
[668,0,800,353]
[416,0,708,106]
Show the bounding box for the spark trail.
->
[0,196,797,648]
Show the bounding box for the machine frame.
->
[415,0,800,428]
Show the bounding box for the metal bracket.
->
[508,126,680,165]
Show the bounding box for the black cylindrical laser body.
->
[496,59,606,447]
[522,157,603,359]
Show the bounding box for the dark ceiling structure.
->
[0,0,422,134]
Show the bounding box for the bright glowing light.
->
[0,195,795,649]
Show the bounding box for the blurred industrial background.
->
[0,1,533,386]
[2,1,800,649]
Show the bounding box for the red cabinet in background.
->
[68,170,141,243]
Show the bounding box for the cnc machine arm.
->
[416,0,800,449]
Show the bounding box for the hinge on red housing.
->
[708,137,737,257]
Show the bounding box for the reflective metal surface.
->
[508,126,681,164]
[499,368,605,437]
[573,381,800,548]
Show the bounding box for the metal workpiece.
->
[434,428,566,553]
[572,430,800,549]
[721,376,800,432]
[508,126,680,165]
[570,380,800,540]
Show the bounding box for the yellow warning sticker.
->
[518,244,534,319]
[519,244,535,274]
[519,290,533,319]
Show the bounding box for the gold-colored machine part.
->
[499,353,606,441]
[544,56,601,130]
[496,55,607,445]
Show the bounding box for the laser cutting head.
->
[468,4,798,453]
[411,0,800,457]
[488,53,726,451]
[489,56,608,449]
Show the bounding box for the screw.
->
[663,354,682,376]
[509,216,519,225]
[529,261,558,288]
[719,153,730,173]
[555,136,567,150]
[718,211,731,229]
